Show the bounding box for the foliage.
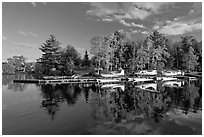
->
[33,62,45,79]
[4,32,202,78]
[39,35,61,76]
[146,31,170,70]
[2,62,15,74]
[135,45,149,70]
[60,45,81,75]
[90,30,131,71]
[90,36,109,69]
[180,36,199,72]
[7,55,26,72]
[182,46,198,72]
[25,62,35,73]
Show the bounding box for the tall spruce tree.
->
[39,35,61,76]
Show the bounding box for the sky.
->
[2,2,202,62]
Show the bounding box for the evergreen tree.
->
[82,50,90,67]
[39,35,61,76]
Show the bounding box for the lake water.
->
[2,74,202,135]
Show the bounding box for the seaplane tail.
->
[101,69,125,78]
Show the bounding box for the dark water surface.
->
[2,74,202,135]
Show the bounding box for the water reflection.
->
[37,79,201,126]
[2,74,33,92]
[2,74,202,134]
[38,84,98,120]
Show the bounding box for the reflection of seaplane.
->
[101,69,125,78]
[135,83,158,92]
[101,84,125,91]
[157,77,178,81]
[162,81,183,88]
[130,77,154,82]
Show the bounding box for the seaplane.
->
[136,70,157,76]
[162,70,184,76]
[101,68,125,78]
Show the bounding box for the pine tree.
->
[39,35,61,76]
[82,50,90,67]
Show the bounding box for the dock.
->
[13,78,98,84]
[13,74,200,85]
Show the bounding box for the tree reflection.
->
[37,78,201,123]
[39,84,61,120]
[89,79,202,125]
[2,74,28,92]
[39,84,84,120]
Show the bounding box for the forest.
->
[2,30,202,78]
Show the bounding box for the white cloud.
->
[12,42,37,48]
[131,23,146,29]
[119,20,148,29]
[28,31,38,37]
[87,2,174,21]
[141,31,150,35]
[19,30,28,36]
[120,20,131,27]
[18,30,38,37]
[159,21,202,35]
[131,30,138,33]
[102,18,113,22]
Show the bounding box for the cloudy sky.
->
[2,2,202,61]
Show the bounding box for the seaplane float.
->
[136,69,184,76]
[101,84,125,91]
[162,70,184,76]
[101,69,125,78]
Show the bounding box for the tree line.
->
[2,30,202,77]
[90,30,202,74]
